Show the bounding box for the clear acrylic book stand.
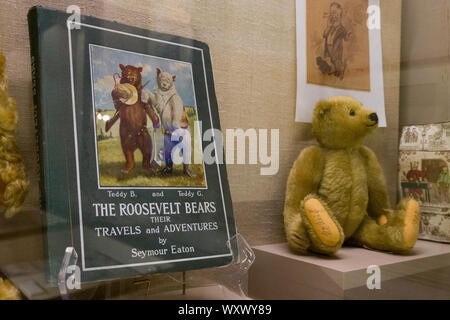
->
[57,233,255,300]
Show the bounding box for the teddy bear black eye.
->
[349,109,356,116]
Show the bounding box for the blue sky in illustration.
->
[90,45,196,110]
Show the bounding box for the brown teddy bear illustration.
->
[108,64,159,174]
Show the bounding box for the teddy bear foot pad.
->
[304,198,341,247]
[404,199,420,248]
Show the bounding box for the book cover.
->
[28,6,237,284]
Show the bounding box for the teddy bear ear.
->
[156,68,161,75]
[119,64,125,71]
[172,75,176,81]
[316,100,331,118]
[138,67,143,73]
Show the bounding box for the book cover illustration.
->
[91,45,206,188]
[28,6,236,283]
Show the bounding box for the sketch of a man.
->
[316,2,351,80]
[405,128,411,143]
[411,128,418,143]
[437,166,450,203]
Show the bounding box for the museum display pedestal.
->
[248,240,450,299]
[1,260,249,300]
[117,285,249,300]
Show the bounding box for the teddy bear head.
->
[156,68,176,92]
[312,96,379,149]
[119,64,143,90]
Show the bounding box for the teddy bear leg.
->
[349,199,420,252]
[3,179,28,218]
[122,149,135,173]
[138,132,155,173]
[285,214,311,254]
[299,195,344,255]
[120,132,137,173]
[0,278,21,300]
[396,198,420,249]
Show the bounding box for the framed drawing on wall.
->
[295,0,386,126]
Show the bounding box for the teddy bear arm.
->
[284,146,324,212]
[284,146,324,253]
[0,104,18,132]
[111,90,127,111]
[3,177,28,218]
[143,103,159,128]
[141,88,155,106]
[170,96,185,129]
[360,146,391,219]
[0,278,21,300]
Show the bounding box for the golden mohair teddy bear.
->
[284,96,420,255]
[0,50,28,218]
[0,278,21,300]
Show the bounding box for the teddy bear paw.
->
[377,214,388,226]
[303,197,341,247]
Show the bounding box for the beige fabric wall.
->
[400,0,450,126]
[0,0,402,265]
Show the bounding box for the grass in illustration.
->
[96,109,205,187]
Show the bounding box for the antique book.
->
[28,6,237,283]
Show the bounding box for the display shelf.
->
[248,240,450,299]
[1,260,251,300]
[0,233,254,300]
[0,260,100,300]
[0,210,41,239]
[116,285,250,300]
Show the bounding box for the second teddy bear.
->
[284,96,420,255]
[0,49,28,218]
[0,278,21,300]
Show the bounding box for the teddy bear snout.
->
[369,113,378,123]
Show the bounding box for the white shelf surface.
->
[248,240,450,299]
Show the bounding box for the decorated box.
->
[399,122,450,243]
